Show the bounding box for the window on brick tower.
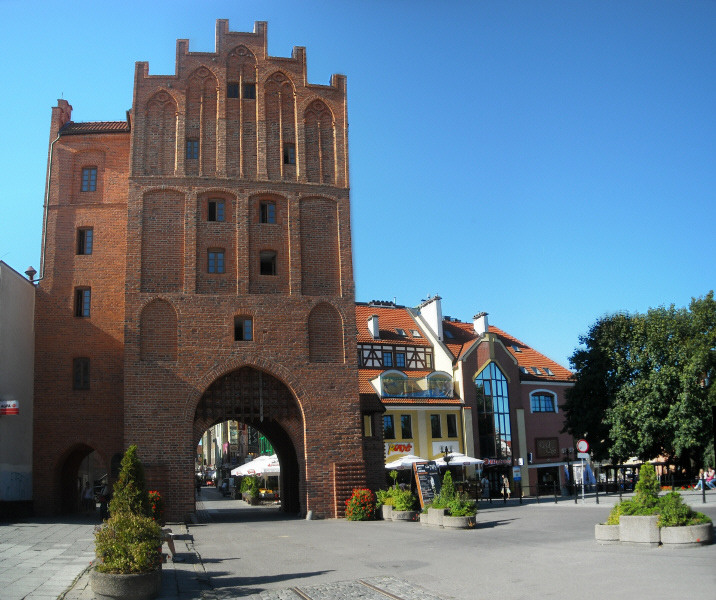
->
[234,316,253,341]
[260,201,276,224]
[77,228,93,255]
[74,288,91,317]
[243,82,256,99]
[208,200,225,222]
[283,143,296,165]
[73,357,90,390]
[208,250,225,274]
[227,82,239,98]
[186,139,199,160]
[81,167,97,192]
[259,251,277,276]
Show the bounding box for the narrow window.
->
[72,357,90,390]
[227,83,239,98]
[447,414,458,438]
[186,139,199,160]
[425,353,433,369]
[283,143,296,165]
[383,415,395,439]
[382,351,393,368]
[400,415,413,439]
[259,251,277,276]
[363,414,373,437]
[430,414,442,438]
[395,352,406,368]
[208,250,225,274]
[243,82,256,99]
[81,167,97,192]
[260,201,276,224]
[234,316,253,341]
[208,200,225,222]
[77,228,93,255]
[74,288,91,317]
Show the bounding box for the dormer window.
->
[411,329,421,337]
[544,368,554,376]
[395,328,406,337]
[531,367,542,375]
[511,345,522,353]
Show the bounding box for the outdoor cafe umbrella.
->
[434,452,484,467]
[231,454,280,476]
[385,454,426,470]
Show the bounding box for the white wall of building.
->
[0,262,35,502]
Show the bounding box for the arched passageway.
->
[57,445,106,514]
[193,366,303,515]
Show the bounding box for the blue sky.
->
[1,1,714,368]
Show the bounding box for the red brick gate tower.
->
[34,20,376,520]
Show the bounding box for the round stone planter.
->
[619,515,660,546]
[90,567,162,600]
[391,510,419,522]
[427,507,446,527]
[594,523,620,544]
[380,505,393,520]
[442,515,476,529]
[660,522,713,547]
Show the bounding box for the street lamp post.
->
[562,447,574,501]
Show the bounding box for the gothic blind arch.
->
[140,299,178,361]
[308,303,344,363]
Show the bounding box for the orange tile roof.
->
[442,319,572,382]
[60,121,130,135]
[355,304,431,346]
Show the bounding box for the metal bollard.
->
[703,478,707,504]
[554,482,558,504]
[595,482,599,504]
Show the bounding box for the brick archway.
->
[194,366,304,514]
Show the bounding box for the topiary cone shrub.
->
[94,445,162,574]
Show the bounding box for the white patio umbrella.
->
[385,454,426,470]
[434,452,484,467]
[231,454,280,476]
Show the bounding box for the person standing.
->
[501,474,511,501]
[82,483,94,514]
[480,474,491,503]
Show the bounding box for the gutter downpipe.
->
[38,133,61,282]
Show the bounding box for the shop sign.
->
[0,399,19,415]
[385,442,413,456]
[512,466,522,481]
[483,458,512,466]
[413,461,441,508]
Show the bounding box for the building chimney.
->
[367,315,379,339]
[473,312,489,336]
[417,296,444,341]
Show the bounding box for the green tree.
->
[109,445,151,517]
[564,292,715,467]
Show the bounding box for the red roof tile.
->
[356,304,431,346]
[60,121,130,135]
[443,319,572,382]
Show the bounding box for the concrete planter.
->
[419,512,429,526]
[442,515,476,529]
[594,523,620,544]
[391,510,419,522]
[661,522,713,547]
[619,515,660,546]
[90,567,162,600]
[427,507,446,527]
[380,505,393,520]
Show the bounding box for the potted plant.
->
[658,491,713,547]
[241,476,261,505]
[344,488,376,521]
[391,488,419,521]
[376,488,396,520]
[90,445,163,600]
[443,494,477,529]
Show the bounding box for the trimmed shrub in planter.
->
[427,507,446,527]
[443,515,476,529]
[90,569,162,600]
[391,488,418,521]
[661,523,713,547]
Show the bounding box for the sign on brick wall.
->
[0,399,19,415]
